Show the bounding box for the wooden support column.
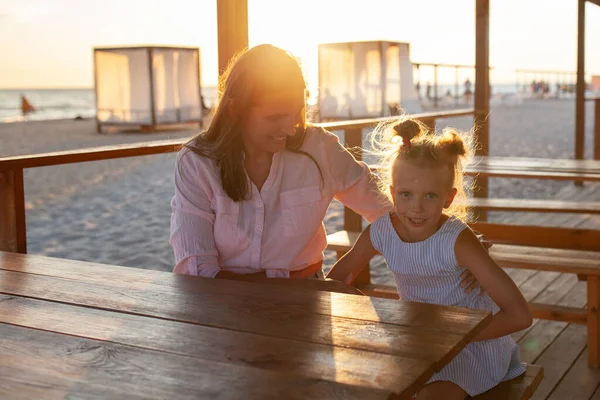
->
[217,0,249,75]
[576,0,586,163]
[342,128,370,285]
[594,98,600,160]
[0,169,27,253]
[474,0,490,221]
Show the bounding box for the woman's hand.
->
[460,269,486,296]
[458,231,493,295]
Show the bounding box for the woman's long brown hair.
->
[183,44,320,202]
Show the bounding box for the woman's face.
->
[242,91,304,155]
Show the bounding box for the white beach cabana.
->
[93,45,203,133]
[317,41,422,121]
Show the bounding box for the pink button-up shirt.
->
[170,126,392,278]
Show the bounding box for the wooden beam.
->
[0,169,26,253]
[343,128,370,285]
[217,0,249,75]
[474,0,490,220]
[576,0,586,161]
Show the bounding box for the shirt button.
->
[256,201,263,207]
[257,225,262,231]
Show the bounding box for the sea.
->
[0,87,218,123]
[0,83,555,123]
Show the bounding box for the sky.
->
[1,0,599,89]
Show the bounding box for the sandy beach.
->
[1,99,599,284]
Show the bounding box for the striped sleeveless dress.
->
[370,214,526,397]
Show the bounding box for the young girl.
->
[326,117,532,399]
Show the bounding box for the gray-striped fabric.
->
[370,214,526,397]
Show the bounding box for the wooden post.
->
[588,276,599,368]
[217,0,249,75]
[474,0,490,221]
[343,128,370,285]
[576,0,586,164]
[0,169,27,253]
[594,99,600,160]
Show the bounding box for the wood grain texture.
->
[0,268,488,371]
[0,323,396,400]
[0,294,432,397]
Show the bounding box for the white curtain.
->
[95,49,151,123]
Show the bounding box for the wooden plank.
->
[0,252,490,337]
[547,348,600,400]
[327,227,600,255]
[472,364,543,400]
[0,169,26,253]
[0,294,432,397]
[0,270,489,370]
[0,323,395,400]
[319,109,474,131]
[530,324,588,400]
[467,197,600,214]
[529,303,587,324]
[469,222,600,251]
[0,110,472,171]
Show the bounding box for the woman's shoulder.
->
[302,124,341,149]
[176,145,219,175]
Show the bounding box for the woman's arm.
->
[455,229,532,341]
[326,226,378,284]
[317,128,392,223]
[170,150,224,277]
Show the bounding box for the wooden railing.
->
[0,109,475,259]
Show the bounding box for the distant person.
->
[415,81,421,99]
[463,78,473,104]
[20,95,36,115]
[426,81,432,101]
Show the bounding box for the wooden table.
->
[467,156,600,181]
[0,252,491,399]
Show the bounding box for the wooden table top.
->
[0,252,491,400]
[466,156,600,181]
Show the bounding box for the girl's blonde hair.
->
[369,116,476,222]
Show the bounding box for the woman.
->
[170,44,484,292]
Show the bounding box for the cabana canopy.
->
[93,45,202,132]
[317,41,422,121]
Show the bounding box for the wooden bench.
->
[466,197,600,214]
[326,222,600,367]
[472,364,543,399]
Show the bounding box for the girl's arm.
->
[326,225,379,284]
[455,228,533,341]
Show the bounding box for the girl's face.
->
[390,160,457,241]
[242,91,304,155]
